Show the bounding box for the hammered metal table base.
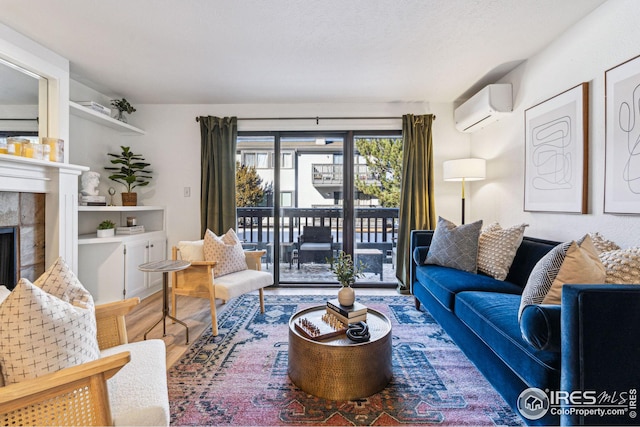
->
[288,306,393,400]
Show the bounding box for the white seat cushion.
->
[101,340,170,427]
[214,269,273,300]
[300,242,332,251]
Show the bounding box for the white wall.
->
[469,0,640,248]
[70,101,468,250]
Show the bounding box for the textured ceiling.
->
[0,0,606,104]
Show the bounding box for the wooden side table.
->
[138,259,191,344]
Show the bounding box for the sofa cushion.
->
[415,264,522,311]
[455,291,560,389]
[204,228,248,277]
[101,340,169,426]
[425,216,483,273]
[477,222,528,280]
[504,236,560,288]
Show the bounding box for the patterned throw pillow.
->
[0,257,99,384]
[589,232,620,253]
[425,217,483,273]
[204,228,248,277]
[519,241,572,320]
[477,222,529,280]
[542,235,605,304]
[519,235,604,319]
[599,247,640,284]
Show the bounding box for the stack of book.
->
[326,298,367,325]
[77,101,111,116]
[116,225,145,235]
[79,195,106,206]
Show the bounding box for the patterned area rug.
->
[168,294,523,426]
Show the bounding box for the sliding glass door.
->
[236,131,399,287]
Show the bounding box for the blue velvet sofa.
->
[410,230,640,426]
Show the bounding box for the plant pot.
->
[121,192,137,206]
[97,228,115,238]
[338,284,355,307]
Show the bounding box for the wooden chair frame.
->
[0,298,140,426]
[171,247,266,336]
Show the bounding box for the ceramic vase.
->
[96,228,115,238]
[338,284,355,306]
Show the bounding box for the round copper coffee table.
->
[288,305,392,400]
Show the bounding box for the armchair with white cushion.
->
[0,295,170,426]
[171,230,273,336]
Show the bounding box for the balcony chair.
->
[297,226,334,269]
[171,242,273,336]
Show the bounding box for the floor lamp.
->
[443,158,486,224]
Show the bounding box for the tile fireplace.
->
[0,156,87,276]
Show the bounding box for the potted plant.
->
[97,219,116,238]
[111,98,136,123]
[329,251,364,306]
[104,146,153,206]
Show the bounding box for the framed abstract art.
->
[524,82,589,213]
[605,54,640,214]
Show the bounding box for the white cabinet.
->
[77,206,167,304]
[124,236,167,296]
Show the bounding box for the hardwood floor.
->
[125,287,400,368]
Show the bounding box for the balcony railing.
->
[311,164,377,186]
[236,206,398,254]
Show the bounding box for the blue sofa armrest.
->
[520,304,561,352]
[561,284,640,426]
[412,246,430,266]
[410,230,434,294]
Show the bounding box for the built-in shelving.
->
[69,101,146,135]
[78,205,165,245]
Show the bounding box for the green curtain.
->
[396,114,436,293]
[199,116,238,237]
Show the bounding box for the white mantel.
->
[0,155,88,271]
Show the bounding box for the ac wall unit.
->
[454,84,512,133]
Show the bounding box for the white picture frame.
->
[605,54,640,214]
[524,83,589,213]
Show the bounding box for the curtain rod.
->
[195,115,435,124]
[0,118,38,121]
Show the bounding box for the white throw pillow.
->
[477,222,528,280]
[599,247,640,284]
[0,260,99,384]
[203,229,248,277]
[178,239,205,261]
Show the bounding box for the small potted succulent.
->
[97,219,116,238]
[329,251,364,306]
[111,98,136,123]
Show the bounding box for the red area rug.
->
[168,294,523,426]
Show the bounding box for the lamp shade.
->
[443,158,486,182]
